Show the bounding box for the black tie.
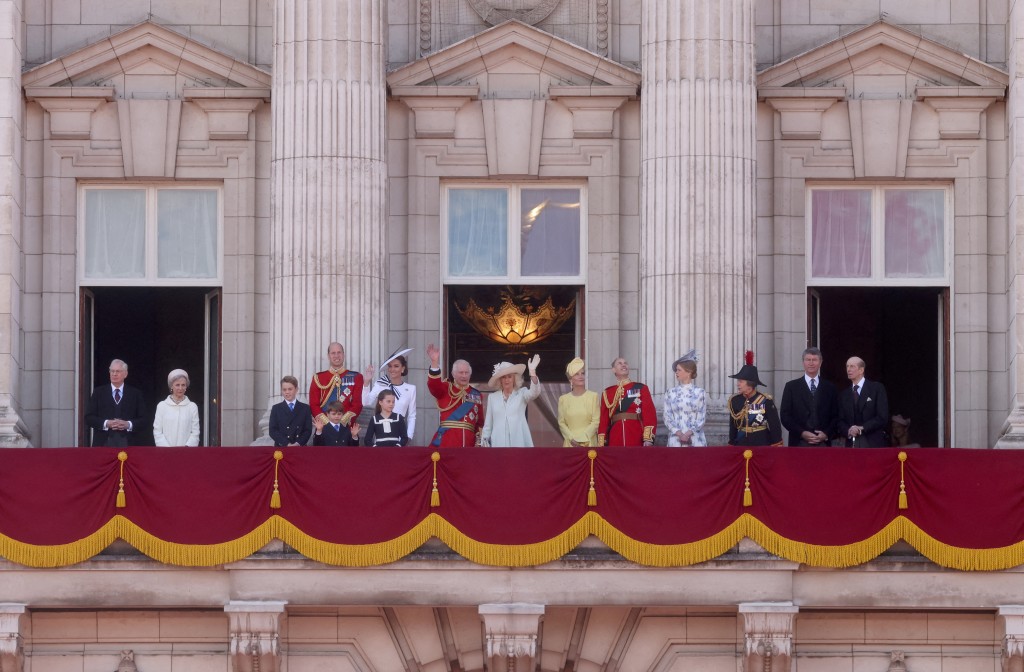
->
[114,389,121,405]
[853,384,860,400]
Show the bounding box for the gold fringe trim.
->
[3,513,1024,571]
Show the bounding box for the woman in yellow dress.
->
[557,357,600,447]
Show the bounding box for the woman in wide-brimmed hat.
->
[363,347,417,441]
[664,349,707,447]
[481,355,541,447]
[557,357,599,447]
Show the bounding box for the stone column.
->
[999,606,1024,672]
[479,603,544,672]
[266,0,387,423]
[225,600,287,672]
[0,0,28,447]
[0,604,26,672]
[998,3,1024,448]
[638,0,756,443]
[739,602,797,672]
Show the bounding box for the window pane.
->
[158,190,218,279]
[448,189,507,277]
[84,189,146,279]
[811,190,872,278]
[521,188,581,276]
[884,190,944,278]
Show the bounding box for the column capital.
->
[739,602,798,672]
[0,604,27,672]
[479,603,545,671]
[225,601,287,672]
[998,606,1024,671]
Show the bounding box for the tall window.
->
[808,185,950,285]
[80,185,221,285]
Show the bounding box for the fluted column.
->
[269,0,387,408]
[639,0,756,439]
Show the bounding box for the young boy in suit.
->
[268,375,313,446]
[313,400,362,446]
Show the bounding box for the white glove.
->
[528,354,540,375]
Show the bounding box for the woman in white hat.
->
[664,349,707,446]
[363,348,417,440]
[153,368,201,447]
[481,355,541,447]
[557,357,599,447]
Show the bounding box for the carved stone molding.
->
[916,86,1004,140]
[548,86,635,139]
[760,87,846,140]
[0,604,26,672]
[479,603,544,672]
[467,0,559,26]
[887,650,907,672]
[225,601,287,672]
[25,88,114,140]
[998,606,1024,672]
[739,602,798,672]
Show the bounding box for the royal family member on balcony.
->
[728,351,783,447]
[837,356,890,447]
[152,369,200,447]
[309,342,363,430]
[313,400,362,446]
[481,356,541,447]
[664,350,707,447]
[363,389,409,447]
[269,375,312,447]
[598,357,656,446]
[557,357,600,447]
[426,343,485,447]
[362,348,416,440]
[84,358,148,447]
[780,347,838,447]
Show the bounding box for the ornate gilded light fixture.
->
[457,290,575,350]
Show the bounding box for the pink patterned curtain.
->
[811,190,872,278]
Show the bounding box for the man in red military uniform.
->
[309,342,364,428]
[426,343,484,447]
[598,357,655,446]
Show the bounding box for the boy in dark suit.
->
[313,400,362,446]
[268,375,313,446]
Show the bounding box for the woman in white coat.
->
[481,355,541,447]
[153,369,201,447]
[363,348,417,440]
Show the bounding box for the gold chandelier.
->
[457,292,576,349]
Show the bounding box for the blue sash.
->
[430,392,480,447]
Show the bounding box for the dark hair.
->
[280,375,299,388]
[375,389,396,415]
[388,355,408,376]
[802,347,823,359]
[673,359,698,380]
[326,400,345,413]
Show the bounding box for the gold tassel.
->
[898,451,908,510]
[270,450,283,509]
[116,451,128,508]
[742,450,753,507]
[430,452,441,507]
[587,449,598,506]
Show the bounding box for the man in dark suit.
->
[780,347,838,446]
[268,375,313,446]
[84,358,148,447]
[837,356,890,447]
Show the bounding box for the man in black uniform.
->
[728,351,783,447]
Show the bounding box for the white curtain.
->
[157,189,218,279]
[520,188,581,276]
[448,188,507,277]
[811,190,872,278]
[884,190,944,278]
[84,189,146,279]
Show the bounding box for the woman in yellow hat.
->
[557,358,599,447]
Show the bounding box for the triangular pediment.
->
[758,21,1007,92]
[23,21,270,92]
[387,20,640,92]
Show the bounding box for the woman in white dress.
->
[481,355,541,447]
[663,349,707,446]
[363,348,417,441]
[153,368,201,447]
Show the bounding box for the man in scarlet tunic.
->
[598,357,655,446]
[426,343,484,447]
[309,342,364,428]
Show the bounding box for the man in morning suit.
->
[780,347,838,446]
[268,375,313,446]
[84,358,148,447]
[598,357,656,446]
[836,356,890,447]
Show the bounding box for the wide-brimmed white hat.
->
[488,361,526,388]
[377,347,413,373]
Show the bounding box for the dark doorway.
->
[80,287,216,446]
[811,287,948,447]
